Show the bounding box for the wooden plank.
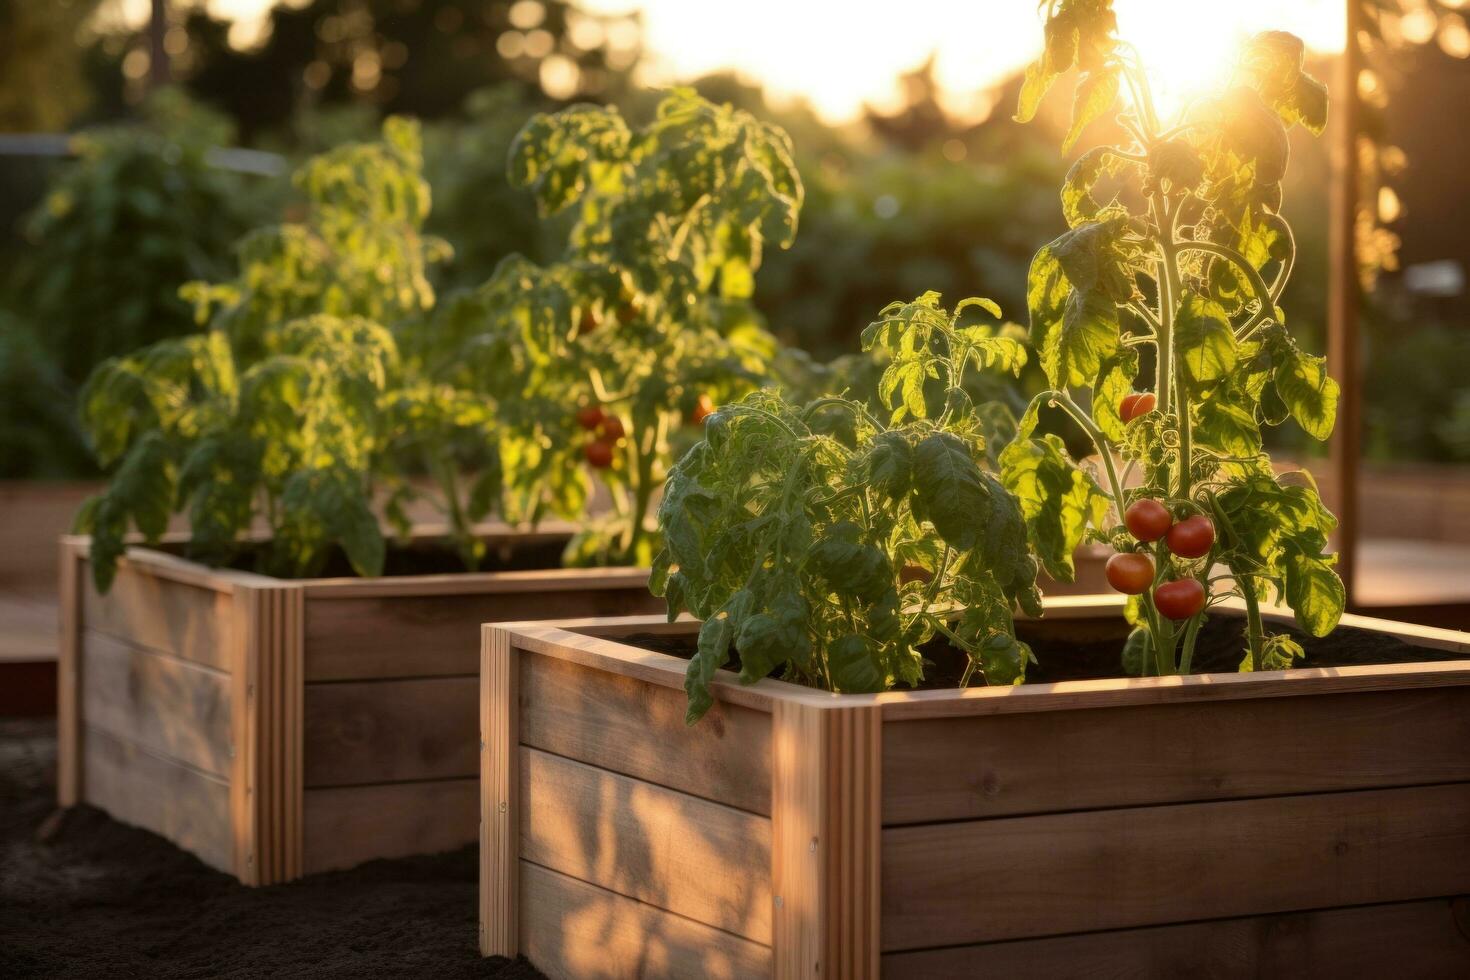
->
[520,862,771,980]
[881,782,1470,950]
[56,539,82,805]
[82,724,232,873]
[481,624,519,957]
[520,651,773,815]
[303,676,477,787]
[301,562,649,599]
[883,685,1470,824]
[520,746,772,943]
[772,701,882,979]
[303,584,662,682]
[80,630,232,778]
[882,898,1470,977]
[82,559,232,670]
[301,777,477,875]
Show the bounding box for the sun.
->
[1115,7,1252,124]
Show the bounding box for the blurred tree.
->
[0,312,94,478]
[104,0,643,141]
[0,0,102,131]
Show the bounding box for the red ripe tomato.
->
[1119,392,1157,424]
[898,563,934,585]
[1125,499,1173,542]
[578,309,599,335]
[1154,579,1206,620]
[575,405,605,431]
[1166,514,1216,559]
[583,440,614,468]
[599,416,626,441]
[1105,552,1154,595]
[689,393,716,425]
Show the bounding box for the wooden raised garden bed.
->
[57,527,660,885]
[480,597,1470,977]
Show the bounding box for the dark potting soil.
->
[623,612,1459,690]
[0,720,544,980]
[160,534,572,579]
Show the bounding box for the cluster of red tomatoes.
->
[574,394,717,469]
[576,405,624,468]
[1105,501,1216,621]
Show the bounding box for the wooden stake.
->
[1329,0,1364,604]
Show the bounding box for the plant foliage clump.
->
[435,88,805,566]
[1005,0,1343,674]
[657,292,1040,722]
[74,118,484,591]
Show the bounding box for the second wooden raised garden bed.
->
[480,597,1470,978]
[57,526,661,885]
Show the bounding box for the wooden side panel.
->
[481,626,519,958]
[230,585,304,886]
[520,862,771,980]
[56,539,83,806]
[519,652,772,815]
[303,676,477,787]
[301,778,478,875]
[304,587,662,682]
[520,746,772,943]
[883,685,1470,824]
[80,631,231,777]
[772,701,882,980]
[882,898,1470,978]
[82,559,231,670]
[82,725,233,872]
[882,782,1470,950]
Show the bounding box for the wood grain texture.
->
[881,898,1470,978]
[520,651,772,815]
[771,701,882,979]
[82,558,232,670]
[883,685,1470,824]
[303,676,477,787]
[303,583,660,682]
[520,862,772,980]
[302,777,478,875]
[56,538,82,806]
[80,630,232,777]
[481,625,519,957]
[228,585,304,885]
[882,782,1470,950]
[83,724,232,872]
[520,746,772,942]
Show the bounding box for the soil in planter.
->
[624,613,1461,690]
[157,534,574,579]
[0,720,544,979]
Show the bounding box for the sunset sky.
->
[111,0,1349,121]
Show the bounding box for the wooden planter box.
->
[480,598,1470,978]
[57,529,660,885]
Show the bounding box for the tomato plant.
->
[1005,1,1345,674]
[656,292,1040,722]
[436,89,804,567]
[73,118,485,591]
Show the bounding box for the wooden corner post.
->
[229,582,304,886]
[480,624,521,957]
[56,538,85,806]
[771,701,882,979]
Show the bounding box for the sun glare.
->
[1118,9,1248,123]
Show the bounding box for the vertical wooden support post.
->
[1329,0,1364,604]
[771,701,882,979]
[481,625,521,957]
[56,538,84,807]
[229,583,304,886]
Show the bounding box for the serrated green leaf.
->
[1175,294,1237,388]
[911,432,990,552]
